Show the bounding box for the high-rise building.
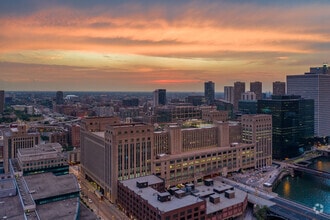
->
[224,86,234,104]
[287,65,330,137]
[80,119,154,202]
[153,89,166,107]
[56,91,64,105]
[204,81,215,105]
[258,95,314,159]
[234,82,245,111]
[273,81,286,96]
[0,90,4,114]
[250,81,262,100]
[241,114,272,168]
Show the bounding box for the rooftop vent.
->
[174,189,186,199]
[204,179,214,186]
[209,194,220,204]
[136,180,148,188]
[158,192,171,202]
[225,190,235,199]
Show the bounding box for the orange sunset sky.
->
[1,0,330,92]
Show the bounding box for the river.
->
[274,156,330,214]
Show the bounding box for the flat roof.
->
[24,173,79,201]
[18,143,62,156]
[37,197,79,220]
[202,183,247,215]
[0,194,25,220]
[121,175,204,213]
[0,178,16,190]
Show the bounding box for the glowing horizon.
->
[1,1,330,92]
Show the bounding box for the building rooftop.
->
[37,197,79,220]
[19,143,62,156]
[121,175,204,213]
[0,194,25,220]
[23,173,79,201]
[195,182,247,215]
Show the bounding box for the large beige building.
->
[80,117,266,202]
[80,117,153,202]
[241,114,272,168]
[2,124,40,173]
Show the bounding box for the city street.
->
[70,166,129,220]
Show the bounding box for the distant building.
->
[153,89,166,107]
[241,114,272,168]
[122,98,139,107]
[0,90,4,114]
[234,82,245,111]
[238,100,258,114]
[272,81,286,96]
[117,175,248,220]
[204,81,215,105]
[258,95,314,159]
[250,81,262,100]
[185,95,205,106]
[67,124,80,148]
[287,65,330,137]
[55,91,64,105]
[241,91,256,101]
[154,105,202,123]
[224,86,234,104]
[46,130,68,147]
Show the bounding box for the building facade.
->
[272,81,286,96]
[204,81,215,105]
[117,175,248,220]
[0,90,4,114]
[2,124,40,173]
[250,81,262,100]
[224,86,234,104]
[241,114,272,168]
[258,95,314,159]
[153,89,167,107]
[241,91,256,101]
[55,91,64,105]
[80,118,154,202]
[233,82,245,111]
[287,66,330,137]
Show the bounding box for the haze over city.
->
[1,0,330,91]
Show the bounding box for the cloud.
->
[1,1,330,91]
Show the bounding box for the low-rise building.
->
[117,175,248,220]
[16,143,68,176]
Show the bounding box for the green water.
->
[274,157,330,214]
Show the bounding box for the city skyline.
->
[1,1,330,91]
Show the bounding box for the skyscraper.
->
[233,82,245,111]
[204,81,215,105]
[224,86,234,104]
[287,65,330,137]
[56,91,64,105]
[258,95,314,159]
[0,90,4,114]
[272,81,286,96]
[153,89,166,106]
[250,81,262,100]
